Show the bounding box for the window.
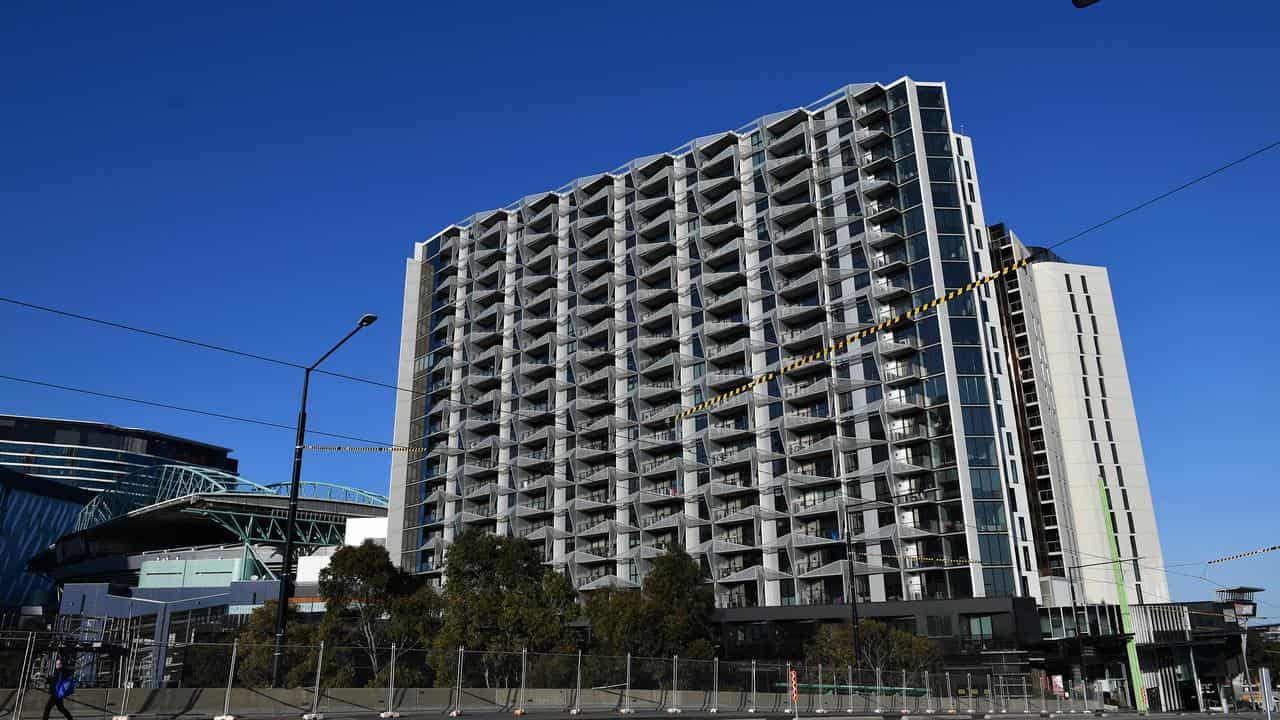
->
[927,157,955,182]
[917,86,945,108]
[920,108,949,132]
[942,261,972,289]
[927,615,953,637]
[954,347,985,374]
[950,317,981,345]
[967,614,994,639]
[923,132,952,156]
[971,468,1001,499]
[974,502,1007,531]
[982,568,1016,597]
[967,437,998,467]
[979,534,1012,565]
[932,183,961,208]
[962,406,994,435]
[936,233,962,257]
[935,208,965,234]
[958,376,988,404]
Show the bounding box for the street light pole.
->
[271,313,377,688]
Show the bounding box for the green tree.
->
[432,530,578,687]
[233,601,350,688]
[583,548,715,659]
[319,540,443,686]
[804,620,941,673]
[584,587,650,655]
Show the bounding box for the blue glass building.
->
[0,465,93,609]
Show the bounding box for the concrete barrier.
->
[0,687,805,719]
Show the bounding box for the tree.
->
[233,601,350,688]
[804,620,942,674]
[432,530,578,687]
[584,588,650,656]
[319,540,442,686]
[583,548,715,659]
[641,549,716,657]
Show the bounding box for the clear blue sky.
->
[2,1,1277,603]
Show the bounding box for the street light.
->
[271,313,377,687]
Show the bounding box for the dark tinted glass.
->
[917,85,945,108]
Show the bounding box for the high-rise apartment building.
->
[990,225,1169,609]
[389,78,1045,613]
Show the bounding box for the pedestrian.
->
[43,655,75,720]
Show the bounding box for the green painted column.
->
[1099,476,1147,712]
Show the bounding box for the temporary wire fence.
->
[0,632,1151,719]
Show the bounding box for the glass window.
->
[935,208,965,234]
[922,345,945,375]
[908,232,930,262]
[917,86,945,108]
[955,347,984,373]
[958,376,988,404]
[924,375,948,405]
[931,183,961,208]
[888,84,909,109]
[936,233,962,257]
[982,568,1015,597]
[978,534,1012,565]
[926,615,952,637]
[904,206,927,235]
[920,109,949,132]
[923,132,952,156]
[967,437,998,467]
[971,468,1001,499]
[962,406,994,435]
[890,106,912,134]
[910,259,933,291]
[917,315,940,346]
[974,502,1007,531]
[893,132,915,158]
[950,318,981,345]
[927,157,955,182]
[942,261,972,289]
[896,156,919,183]
[899,181,921,209]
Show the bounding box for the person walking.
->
[43,655,75,720]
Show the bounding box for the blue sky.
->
[2,1,1277,603]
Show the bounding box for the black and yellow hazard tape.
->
[670,256,1033,425]
[1206,544,1280,565]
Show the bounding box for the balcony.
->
[890,423,929,444]
[861,148,894,172]
[871,278,911,302]
[860,176,896,197]
[877,334,919,357]
[856,100,888,124]
[865,201,901,223]
[871,251,908,274]
[883,362,925,386]
[865,226,906,249]
[704,286,745,313]
[765,153,810,180]
[883,394,925,416]
[854,126,890,148]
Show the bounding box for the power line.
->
[1041,139,1280,254]
[4,138,1276,427]
[0,372,394,448]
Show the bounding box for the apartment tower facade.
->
[990,225,1169,611]
[389,79,1043,612]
